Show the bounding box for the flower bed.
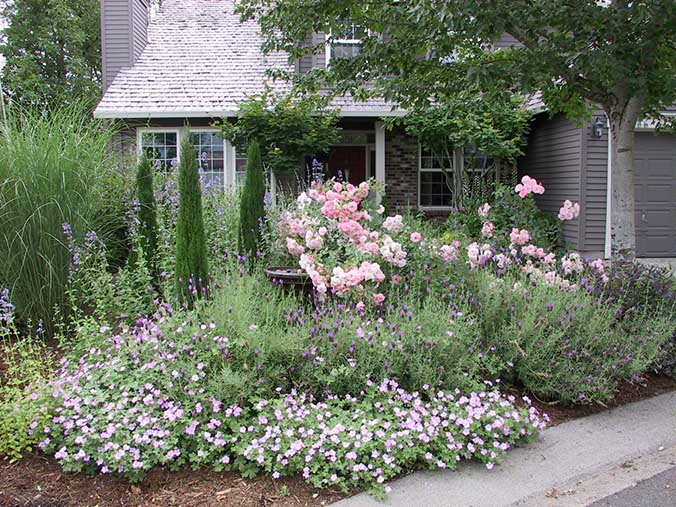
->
[2,169,675,499]
[37,310,546,493]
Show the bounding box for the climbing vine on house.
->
[217,91,341,176]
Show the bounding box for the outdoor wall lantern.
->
[593,117,605,139]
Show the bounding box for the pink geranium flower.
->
[410,232,422,243]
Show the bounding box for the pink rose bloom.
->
[356,301,365,311]
[333,182,343,192]
[558,200,580,221]
[347,201,358,212]
[372,293,385,304]
[478,203,491,217]
[481,222,495,238]
[359,181,370,192]
[515,175,545,198]
[391,275,403,285]
[410,232,422,243]
[286,237,305,256]
[509,228,531,246]
[383,215,403,233]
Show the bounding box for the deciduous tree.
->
[1,0,101,108]
[238,0,676,259]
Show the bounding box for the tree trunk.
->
[608,97,643,261]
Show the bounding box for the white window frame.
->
[136,127,240,191]
[137,127,181,169]
[418,143,458,211]
[325,25,369,66]
[188,127,230,189]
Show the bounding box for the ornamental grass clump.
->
[175,138,209,305]
[0,104,127,333]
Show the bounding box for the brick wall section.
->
[385,127,419,212]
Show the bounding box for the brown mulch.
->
[0,456,346,507]
[0,351,672,507]
[513,373,674,427]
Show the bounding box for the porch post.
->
[375,121,386,203]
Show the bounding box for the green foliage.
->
[175,138,209,304]
[390,95,531,208]
[449,183,562,249]
[217,91,341,175]
[0,306,55,461]
[465,271,674,404]
[238,140,266,260]
[136,155,159,279]
[0,0,101,108]
[0,104,127,333]
[239,0,676,124]
[239,0,676,259]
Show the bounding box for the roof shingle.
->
[94,0,396,118]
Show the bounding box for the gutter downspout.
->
[604,114,612,259]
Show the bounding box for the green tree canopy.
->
[238,0,676,259]
[1,0,101,108]
[217,91,341,175]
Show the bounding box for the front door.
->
[326,146,366,185]
[634,132,676,258]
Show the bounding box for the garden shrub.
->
[449,183,561,249]
[175,138,209,304]
[0,104,128,333]
[468,274,674,403]
[136,155,159,280]
[238,139,266,260]
[591,261,676,376]
[6,162,676,495]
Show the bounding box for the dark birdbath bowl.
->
[264,266,313,296]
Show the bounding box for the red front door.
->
[326,146,366,185]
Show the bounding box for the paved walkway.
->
[333,391,675,507]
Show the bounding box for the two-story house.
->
[95,0,676,260]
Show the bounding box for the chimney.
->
[100,0,150,93]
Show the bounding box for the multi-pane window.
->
[235,151,247,186]
[419,146,454,207]
[189,131,225,187]
[141,131,178,170]
[328,24,368,62]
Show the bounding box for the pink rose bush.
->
[464,176,608,291]
[274,178,460,302]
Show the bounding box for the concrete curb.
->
[332,391,676,507]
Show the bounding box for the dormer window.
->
[326,24,368,65]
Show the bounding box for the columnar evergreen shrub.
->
[238,139,266,260]
[136,155,159,278]
[175,139,209,304]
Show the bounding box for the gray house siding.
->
[298,32,315,74]
[493,34,524,50]
[132,0,149,62]
[518,113,583,250]
[101,0,149,92]
[581,116,608,256]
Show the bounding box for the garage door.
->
[634,132,676,258]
